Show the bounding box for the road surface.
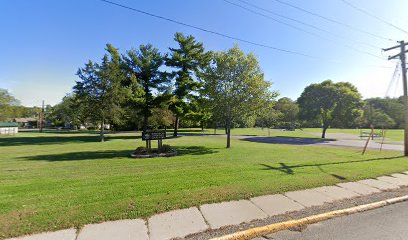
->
[259,201,408,240]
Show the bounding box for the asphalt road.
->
[183,132,404,152]
[260,201,408,240]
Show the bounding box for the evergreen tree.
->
[166,32,212,136]
[123,44,167,130]
[74,44,126,142]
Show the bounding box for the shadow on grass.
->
[21,150,132,161]
[173,146,218,156]
[242,136,335,145]
[21,146,217,162]
[166,129,208,133]
[260,155,406,179]
[0,135,141,147]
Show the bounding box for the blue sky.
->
[1,0,408,107]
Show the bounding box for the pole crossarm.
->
[383,42,408,52]
[383,45,400,52]
[388,53,401,60]
[387,50,408,60]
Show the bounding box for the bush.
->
[134,146,148,154]
[160,144,173,152]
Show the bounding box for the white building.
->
[0,123,18,135]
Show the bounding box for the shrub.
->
[160,144,173,152]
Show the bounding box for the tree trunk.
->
[321,126,328,139]
[226,118,231,148]
[227,126,231,148]
[173,115,179,137]
[100,118,105,142]
[268,127,270,137]
[143,113,149,131]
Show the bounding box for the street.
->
[260,201,408,240]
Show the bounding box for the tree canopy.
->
[0,88,20,122]
[297,80,363,138]
[123,44,168,130]
[9,32,403,145]
[363,97,404,128]
[74,44,127,141]
[166,32,212,136]
[274,97,299,129]
[202,45,276,147]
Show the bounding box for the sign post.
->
[142,130,166,152]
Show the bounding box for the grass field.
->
[1,131,408,238]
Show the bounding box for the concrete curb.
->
[210,195,408,240]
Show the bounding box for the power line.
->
[99,0,391,68]
[340,0,408,35]
[223,0,385,61]
[270,0,396,42]
[223,0,326,40]
[100,0,313,58]
[235,0,381,50]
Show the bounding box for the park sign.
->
[142,130,166,140]
[142,129,166,152]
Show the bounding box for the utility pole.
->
[40,100,45,133]
[384,41,408,156]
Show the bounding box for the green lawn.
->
[1,131,408,238]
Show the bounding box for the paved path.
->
[305,132,363,140]
[181,132,404,151]
[7,172,408,240]
[241,136,403,152]
[258,201,408,240]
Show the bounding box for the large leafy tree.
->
[256,101,282,136]
[166,32,212,136]
[364,97,403,128]
[202,45,276,148]
[297,80,363,138]
[183,96,212,131]
[274,97,299,129]
[48,94,85,128]
[74,44,126,142]
[369,110,395,129]
[123,44,167,130]
[0,88,20,121]
[149,107,174,129]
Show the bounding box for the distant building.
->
[0,122,18,135]
[13,118,38,128]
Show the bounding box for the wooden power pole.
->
[384,41,408,156]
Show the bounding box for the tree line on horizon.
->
[0,33,406,144]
